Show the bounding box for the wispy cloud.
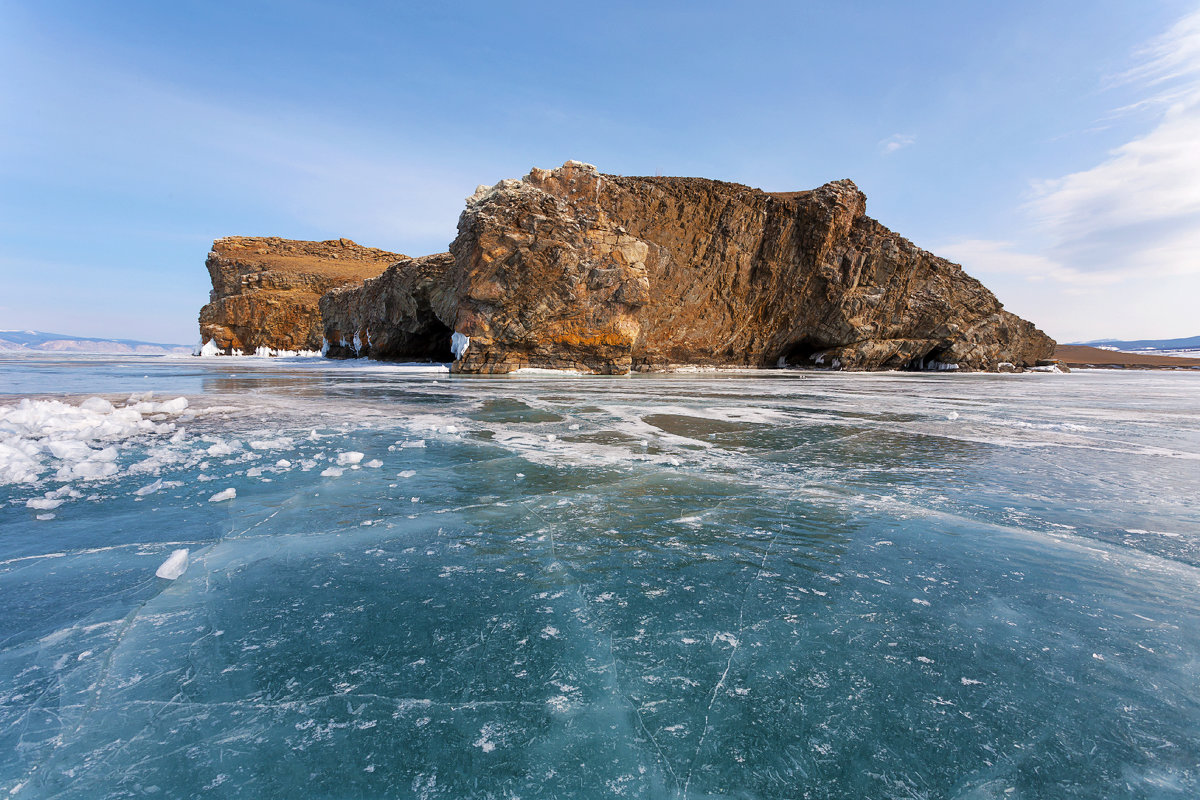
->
[879,133,915,154]
[1026,8,1200,282]
[948,8,1200,293]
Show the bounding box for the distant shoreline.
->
[1054,345,1200,370]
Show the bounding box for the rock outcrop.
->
[438,162,1054,373]
[214,163,1054,372]
[199,237,401,353]
[319,252,455,361]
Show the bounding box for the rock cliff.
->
[198,237,401,353]
[319,252,455,361]
[438,162,1054,373]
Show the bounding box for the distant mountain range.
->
[1071,335,1200,354]
[0,330,193,355]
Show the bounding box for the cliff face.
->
[319,252,455,361]
[441,162,1055,373]
[198,237,401,352]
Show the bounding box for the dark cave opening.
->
[777,337,831,367]
[900,345,951,372]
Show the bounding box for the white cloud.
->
[938,9,1200,339]
[936,239,1121,286]
[1024,8,1200,282]
[879,133,915,154]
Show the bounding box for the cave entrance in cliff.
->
[901,345,951,372]
[371,319,454,363]
[414,320,454,363]
[778,338,828,368]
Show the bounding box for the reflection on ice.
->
[2,360,1200,797]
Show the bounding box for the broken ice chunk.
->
[156,548,189,580]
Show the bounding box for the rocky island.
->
[199,162,1056,372]
[199,236,402,353]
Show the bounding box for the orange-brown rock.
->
[319,253,455,361]
[441,162,1055,373]
[198,236,401,353]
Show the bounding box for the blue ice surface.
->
[2,353,1199,799]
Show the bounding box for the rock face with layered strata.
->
[320,252,455,361]
[198,237,401,353]
[440,162,1054,373]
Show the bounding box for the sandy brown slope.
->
[1054,345,1200,369]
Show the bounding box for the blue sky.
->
[2,0,1198,344]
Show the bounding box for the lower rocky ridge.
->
[199,236,402,353]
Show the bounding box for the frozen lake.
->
[2,354,1199,798]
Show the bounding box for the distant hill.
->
[0,330,193,355]
[1073,335,1200,353]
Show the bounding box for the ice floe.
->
[0,395,191,486]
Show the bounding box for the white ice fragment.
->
[451,331,470,360]
[208,487,236,502]
[336,451,364,466]
[568,423,580,430]
[912,598,931,606]
[321,466,344,477]
[156,548,189,579]
[250,437,294,450]
[275,459,292,468]
[960,677,985,686]
[134,479,164,496]
[546,434,556,442]
[79,396,114,413]
[366,459,383,468]
[26,496,64,510]
[199,339,221,357]
[397,470,416,478]
[157,397,189,414]
[36,513,56,521]
[946,411,960,421]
